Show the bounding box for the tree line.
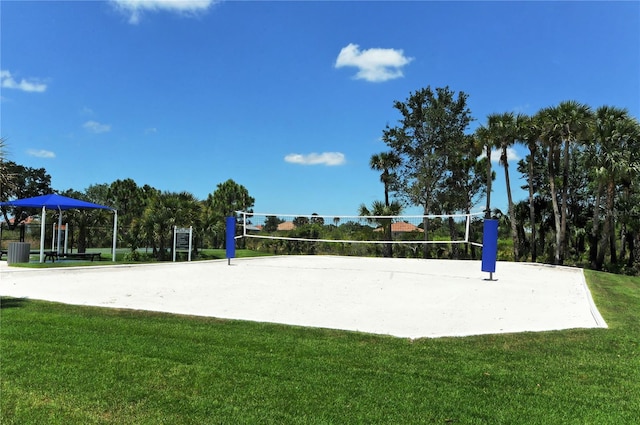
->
[0,151,255,261]
[369,86,639,274]
[2,83,639,274]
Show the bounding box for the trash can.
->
[7,242,31,265]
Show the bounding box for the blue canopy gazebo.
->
[0,194,117,262]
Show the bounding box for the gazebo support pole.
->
[39,206,46,263]
[57,207,63,255]
[112,210,118,262]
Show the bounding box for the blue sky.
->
[2,0,639,216]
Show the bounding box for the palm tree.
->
[142,191,202,259]
[614,116,640,267]
[517,114,542,262]
[622,172,640,268]
[487,112,520,261]
[474,125,493,218]
[586,106,621,268]
[537,101,593,265]
[588,106,640,269]
[536,106,563,264]
[107,178,148,252]
[359,200,403,258]
[557,101,593,263]
[369,151,401,206]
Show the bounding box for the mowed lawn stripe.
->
[1,270,639,424]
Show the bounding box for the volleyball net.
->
[236,211,485,248]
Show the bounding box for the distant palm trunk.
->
[606,179,617,264]
[590,182,603,270]
[527,146,537,262]
[560,137,570,264]
[447,216,459,259]
[548,153,563,265]
[384,220,392,258]
[503,149,519,261]
[422,206,430,259]
[78,224,87,253]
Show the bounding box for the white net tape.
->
[237,211,484,246]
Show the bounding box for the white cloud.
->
[284,152,346,166]
[83,120,112,134]
[480,147,521,164]
[1,70,47,93]
[110,0,219,24]
[145,127,158,134]
[512,104,531,114]
[27,149,56,159]
[335,43,413,82]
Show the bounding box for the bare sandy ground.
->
[0,256,607,339]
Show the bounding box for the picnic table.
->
[1,250,56,261]
[1,250,102,262]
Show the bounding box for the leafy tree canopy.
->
[0,160,53,229]
[207,179,255,219]
[382,86,473,214]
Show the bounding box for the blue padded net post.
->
[481,219,498,280]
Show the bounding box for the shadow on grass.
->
[0,297,30,309]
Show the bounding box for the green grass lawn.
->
[1,270,639,424]
[197,248,274,260]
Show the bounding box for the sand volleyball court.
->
[1,256,607,339]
